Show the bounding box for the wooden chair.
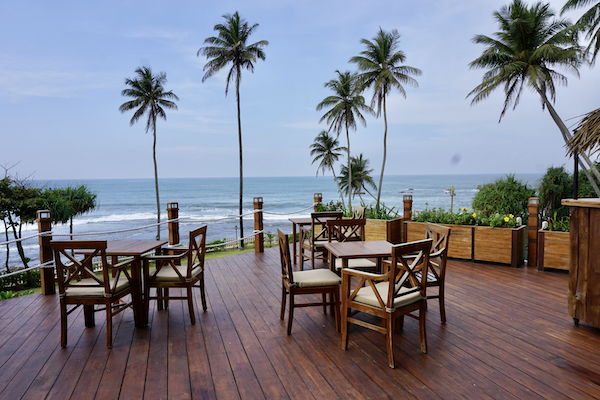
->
[352,205,366,219]
[327,218,376,271]
[52,240,135,349]
[416,223,451,323]
[341,238,432,368]
[278,229,341,334]
[299,211,343,269]
[145,225,207,324]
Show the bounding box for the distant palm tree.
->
[468,0,600,197]
[562,0,600,64]
[316,70,372,209]
[120,66,179,240]
[198,11,268,248]
[350,28,421,206]
[43,185,97,240]
[310,130,348,207]
[338,154,377,204]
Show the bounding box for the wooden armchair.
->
[352,206,366,219]
[299,211,343,269]
[327,218,376,271]
[278,229,341,334]
[52,240,135,349]
[144,225,207,324]
[341,238,432,368]
[417,223,451,323]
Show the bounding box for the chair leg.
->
[287,294,295,335]
[334,289,341,333]
[280,287,287,320]
[341,302,349,350]
[419,301,427,354]
[60,300,68,348]
[439,286,446,323]
[200,277,207,311]
[187,287,196,325]
[106,302,113,349]
[322,293,327,314]
[387,315,395,368]
[164,288,169,309]
[157,287,164,310]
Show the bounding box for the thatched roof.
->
[567,107,600,156]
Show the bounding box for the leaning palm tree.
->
[310,130,348,208]
[316,70,372,209]
[338,154,377,204]
[468,0,600,197]
[562,0,600,64]
[350,28,422,206]
[120,66,179,240]
[198,12,268,248]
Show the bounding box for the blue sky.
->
[1,0,598,180]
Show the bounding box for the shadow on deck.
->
[0,247,599,399]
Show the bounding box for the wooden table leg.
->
[83,305,95,327]
[131,257,145,328]
[292,223,297,264]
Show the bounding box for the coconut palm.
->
[198,11,268,248]
[310,130,348,207]
[468,0,600,197]
[120,66,179,240]
[338,154,377,204]
[562,0,600,64]
[350,28,422,205]
[316,70,372,209]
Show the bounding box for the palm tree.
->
[350,28,422,206]
[310,130,348,207]
[198,12,268,248]
[468,0,600,197]
[119,66,179,240]
[338,154,377,204]
[43,185,97,240]
[562,0,600,64]
[316,70,372,209]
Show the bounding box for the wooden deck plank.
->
[0,248,599,399]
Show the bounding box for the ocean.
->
[1,173,542,269]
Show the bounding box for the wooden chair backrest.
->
[387,239,432,308]
[326,218,366,242]
[51,240,130,297]
[425,223,451,281]
[311,211,343,241]
[278,229,294,285]
[187,225,207,277]
[352,206,366,219]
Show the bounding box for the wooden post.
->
[314,193,322,212]
[403,195,413,220]
[37,210,55,295]
[167,202,180,245]
[527,197,539,267]
[253,197,264,253]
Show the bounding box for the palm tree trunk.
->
[377,95,387,206]
[346,123,352,210]
[332,170,346,209]
[236,72,244,249]
[153,116,161,240]
[535,87,600,197]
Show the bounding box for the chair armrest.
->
[111,257,136,270]
[341,268,386,280]
[144,251,188,261]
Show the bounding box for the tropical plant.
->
[350,28,422,205]
[198,11,268,249]
[472,175,535,219]
[577,160,600,197]
[309,130,348,207]
[562,0,600,64]
[413,207,520,228]
[119,66,179,240]
[42,185,97,240]
[338,154,377,204]
[538,165,572,219]
[468,0,600,197]
[316,70,372,209]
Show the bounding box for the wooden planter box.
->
[537,230,570,271]
[365,218,404,244]
[403,221,526,267]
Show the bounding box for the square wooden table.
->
[289,216,334,265]
[79,240,167,328]
[323,240,392,271]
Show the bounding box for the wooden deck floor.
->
[1,247,600,399]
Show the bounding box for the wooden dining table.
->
[323,240,392,272]
[78,240,167,328]
[288,216,335,264]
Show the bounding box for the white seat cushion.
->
[153,263,203,283]
[293,269,341,288]
[302,238,335,247]
[64,277,131,297]
[334,258,377,270]
[353,281,423,309]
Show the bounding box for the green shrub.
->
[538,165,572,219]
[471,175,534,219]
[0,270,41,292]
[413,207,519,228]
[315,201,399,220]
